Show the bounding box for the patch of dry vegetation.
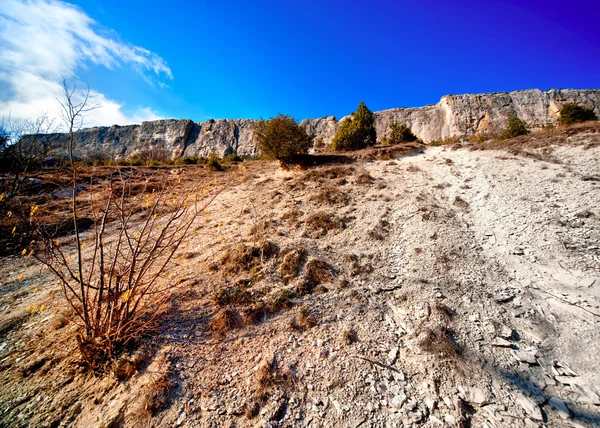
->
[304,211,343,236]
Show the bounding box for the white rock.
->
[516,395,543,421]
[547,397,570,419]
[458,386,492,407]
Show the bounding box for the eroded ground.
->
[1,129,600,427]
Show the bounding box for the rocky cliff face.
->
[44,89,600,159]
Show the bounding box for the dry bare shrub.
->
[310,185,350,206]
[304,211,343,236]
[34,171,217,368]
[279,247,306,284]
[144,372,173,415]
[26,84,222,369]
[210,307,243,337]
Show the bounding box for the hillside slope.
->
[1,126,600,427]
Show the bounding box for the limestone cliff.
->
[43,88,600,159]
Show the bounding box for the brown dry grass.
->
[220,240,278,274]
[210,307,243,336]
[297,258,333,295]
[144,371,173,415]
[414,324,461,358]
[343,328,358,345]
[304,211,343,236]
[289,306,317,331]
[471,121,600,155]
[279,247,306,284]
[310,185,350,206]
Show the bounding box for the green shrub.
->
[331,101,376,151]
[207,153,222,171]
[382,121,418,145]
[558,103,597,126]
[254,114,312,163]
[500,116,529,139]
[222,153,243,163]
[118,157,143,166]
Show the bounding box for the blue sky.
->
[1,0,599,127]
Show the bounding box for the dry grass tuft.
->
[310,186,350,206]
[355,172,375,185]
[414,324,461,358]
[343,328,358,345]
[304,211,343,236]
[279,247,306,284]
[220,240,278,274]
[453,196,470,211]
[407,165,421,173]
[297,258,333,295]
[242,288,294,324]
[210,307,243,336]
[213,284,251,306]
[144,371,173,415]
[289,306,317,331]
[303,165,356,182]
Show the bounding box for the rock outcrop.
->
[43,88,600,159]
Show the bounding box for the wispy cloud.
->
[0,0,172,127]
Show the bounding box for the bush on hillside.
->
[331,101,376,151]
[558,103,597,126]
[500,116,529,139]
[207,153,222,171]
[382,121,418,145]
[254,114,312,163]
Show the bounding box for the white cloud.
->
[0,0,172,127]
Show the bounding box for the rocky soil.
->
[1,128,600,427]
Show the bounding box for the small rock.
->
[442,396,455,410]
[176,411,186,426]
[458,386,492,407]
[547,397,570,419]
[554,361,578,376]
[390,394,407,408]
[512,350,537,365]
[494,290,515,303]
[498,325,513,339]
[517,395,543,421]
[429,415,444,425]
[444,415,457,425]
[425,398,437,411]
[571,384,600,405]
[387,347,399,365]
[491,337,513,347]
